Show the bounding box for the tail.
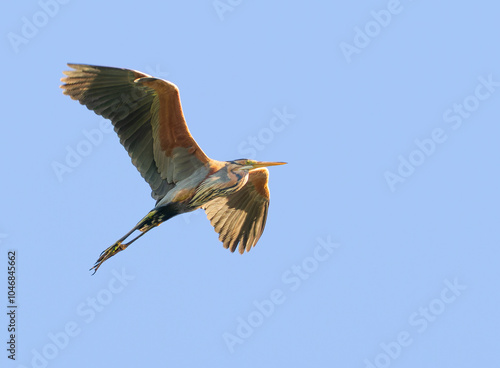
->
[90,204,181,274]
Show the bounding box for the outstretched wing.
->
[203,168,271,254]
[60,64,211,201]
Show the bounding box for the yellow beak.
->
[251,161,287,169]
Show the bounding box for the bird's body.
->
[60,64,285,273]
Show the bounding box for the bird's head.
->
[231,159,287,172]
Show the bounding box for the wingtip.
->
[66,63,79,69]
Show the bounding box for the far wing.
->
[60,64,211,201]
[202,168,271,253]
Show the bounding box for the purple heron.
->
[60,64,286,273]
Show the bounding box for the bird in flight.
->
[60,64,286,273]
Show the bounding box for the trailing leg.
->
[90,209,160,274]
[90,204,182,274]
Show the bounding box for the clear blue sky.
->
[2,1,499,367]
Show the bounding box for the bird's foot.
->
[89,210,161,274]
[90,241,127,275]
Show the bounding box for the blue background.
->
[2,1,499,367]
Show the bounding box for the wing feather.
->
[60,63,211,201]
[203,168,271,253]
